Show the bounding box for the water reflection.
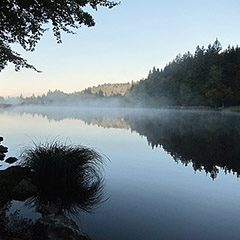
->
[126,110,240,179]
[10,107,240,179]
[0,141,105,239]
[1,107,240,239]
[20,142,105,215]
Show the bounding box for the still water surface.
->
[1,106,240,240]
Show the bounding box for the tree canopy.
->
[126,39,240,108]
[0,0,118,72]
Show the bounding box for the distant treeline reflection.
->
[125,110,240,179]
[15,108,240,179]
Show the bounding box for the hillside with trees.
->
[80,83,131,97]
[7,83,130,106]
[2,40,240,109]
[125,39,240,108]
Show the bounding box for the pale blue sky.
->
[1,0,240,97]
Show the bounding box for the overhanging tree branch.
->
[0,0,119,72]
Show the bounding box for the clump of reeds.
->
[20,141,105,214]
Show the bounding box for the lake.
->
[1,106,240,240]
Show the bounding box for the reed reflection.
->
[20,142,105,215]
[0,142,105,239]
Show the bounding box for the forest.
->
[4,83,130,106]
[125,39,240,108]
[2,40,240,109]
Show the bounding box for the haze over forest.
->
[2,40,240,109]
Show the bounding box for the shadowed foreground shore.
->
[0,141,105,240]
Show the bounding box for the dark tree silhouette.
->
[0,0,119,72]
[126,39,240,108]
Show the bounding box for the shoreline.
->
[0,104,12,108]
[1,102,240,113]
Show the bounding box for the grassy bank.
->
[0,104,12,108]
[224,106,240,112]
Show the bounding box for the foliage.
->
[0,0,119,72]
[3,39,240,109]
[8,83,130,106]
[126,39,240,108]
[204,65,233,108]
[82,83,131,97]
[20,141,105,214]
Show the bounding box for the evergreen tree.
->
[204,65,233,108]
[125,40,239,108]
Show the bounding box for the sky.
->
[1,0,240,97]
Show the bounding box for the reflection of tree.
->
[11,108,240,179]
[125,110,240,179]
[13,107,131,129]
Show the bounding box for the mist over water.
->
[1,106,240,239]
[3,105,240,178]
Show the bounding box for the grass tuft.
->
[20,141,105,214]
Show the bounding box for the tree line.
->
[2,40,240,109]
[4,83,130,106]
[125,39,240,108]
